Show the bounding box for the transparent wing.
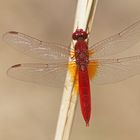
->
[7,63,69,87]
[90,20,140,59]
[90,55,140,84]
[3,31,69,62]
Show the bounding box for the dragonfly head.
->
[72,29,88,40]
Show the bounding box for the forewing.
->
[90,20,140,59]
[7,63,69,87]
[90,55,140,84]
[3,31,69,62]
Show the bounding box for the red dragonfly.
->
[3,20,140,126]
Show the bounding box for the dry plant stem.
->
[54,0,98,140]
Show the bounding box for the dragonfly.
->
[3,20,140,126]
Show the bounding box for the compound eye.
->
[72,29,88,40]
[72,32,79,40]
[82,32,88,39]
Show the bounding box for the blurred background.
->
[0,0,140,140]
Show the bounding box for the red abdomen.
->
[78,68,91,126]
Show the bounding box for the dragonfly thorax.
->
[75,40,89,71]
